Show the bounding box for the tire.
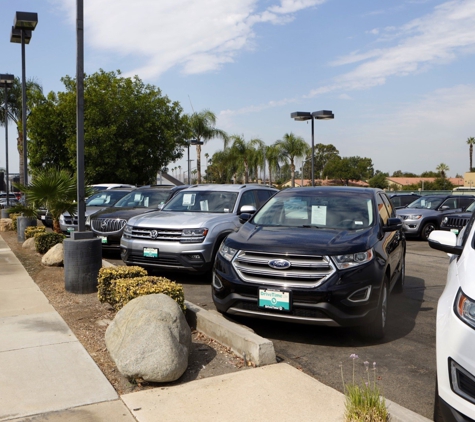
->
[360,275,389,340]
[433,377,444,422]
[393,255,405,294]
[421,222,436,241]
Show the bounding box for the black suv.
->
[88,185,187,250]
[439,200,475,234]
[388,192,421,209]
[212,186,405,339]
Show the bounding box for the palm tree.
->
[467,137,475,171]
[436,163,449,179]
[276,133,309,187]
[9,167,84,233]
[0,77,44,185]
[249,138,266,182]
[266,144,282,187]
[187,110,228,184]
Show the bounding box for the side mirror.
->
[382,217,402,232]
[428,230,463,255]
[239,213,253,224]
[239,205,256,215]
[157,204,164,210]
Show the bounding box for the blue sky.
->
[1,0,475,180]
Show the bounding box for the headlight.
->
[407,214,422,220]
[442,217,448,224]
[331,248,374,270]
[455,289,475,329]
[181,228,208,243]
[59,214,65,224]
[85,215,91,226]
[123,224,132,238]
[219,242,238,261]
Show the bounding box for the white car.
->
[429,215,475,421]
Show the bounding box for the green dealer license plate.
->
[258,289,290,311]
[143,247,158,258]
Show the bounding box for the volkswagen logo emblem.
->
[150,230,158,239]
[268,259,291,270]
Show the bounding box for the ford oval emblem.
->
[268,259,291,270]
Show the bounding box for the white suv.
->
[120,184,277,275]
[429,214,475,421]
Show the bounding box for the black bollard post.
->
[17,216,37,242]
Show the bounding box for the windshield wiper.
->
[300,225,320,228]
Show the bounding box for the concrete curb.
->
[386,398,433,422]
[185,300,276,367]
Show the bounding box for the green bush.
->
[34,232,65,254]
[112,276,186,313]
[97,266,147,306]
[25,226,46,239]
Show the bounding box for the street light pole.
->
[291,110,334,187]
[0,74,14,208]
[10,12,38,187]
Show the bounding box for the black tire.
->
[421,222,436,241]
[433,377,443,422]
[360,275,389,340]
[393,255,405,294]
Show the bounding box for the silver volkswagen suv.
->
[120,184,278,275]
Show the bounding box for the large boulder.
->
[22,237,36,251]
[41,243,64,267]
[105,293,191,383]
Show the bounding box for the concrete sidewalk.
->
[0,234,431,422]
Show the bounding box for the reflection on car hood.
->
[396,208,446,216]
[128,210,238,228]
[227,223,376,255]
[89,206,158,220]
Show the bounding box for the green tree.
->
[368,172,389,189]
[10,167,90,233]
[392,170,418,177]
[303,143,340,180]
[28,70,185,185]
[0,77,44,185]
[420,170,438,177]
[187,109,228,184]
[276,133,309,187]
[265,144,282,187]
[467,137,475,171]
[323,156,374,185]
[436,163,449,178]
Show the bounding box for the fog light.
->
[212,272,223,291]
[348,286,371,302]
[189,254,202,260]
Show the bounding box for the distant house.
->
[387,177,463,190]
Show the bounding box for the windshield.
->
[86,190,131,207]
[406,196,445,210]
[253,191,374,229]
[466,201,475,213]
[163,191,238,213]
[114,190,171,208]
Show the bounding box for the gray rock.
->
[105,293,191,383]
[22,237,36,251]
[41,243,64,266]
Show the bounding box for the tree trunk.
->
[53,219,62,234]
[291,161,295,188]
[196,144,202,184]
[470,144,473,172]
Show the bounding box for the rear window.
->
[163,191,238,213]
[114,190,171,208]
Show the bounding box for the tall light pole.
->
[10,12,38,187]
[291,110,334,187]
[0,74,14,208]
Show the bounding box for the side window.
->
[441,198,457,209]
[381,194,395,217]
[376,193,390,225]
[238,191,258,211]
[256,190,274,208]
[460,197,475,210]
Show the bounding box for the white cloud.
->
[55,0,327,79]
[309,0,475,96]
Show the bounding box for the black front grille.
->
[127,253,182,267]
[91,218,127,233]
[235,302,329,319]
[444,217,469,229]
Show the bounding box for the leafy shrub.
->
[25,226,46,239]
[34,232,66,254]
[97,266,147,306]
[112,276,185,313]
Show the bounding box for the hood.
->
[396,208,444,217]
[226,223,376,255]
[90,206,158,220]
[129,211,236,228]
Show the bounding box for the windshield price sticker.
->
[143,247,158,258]
[258,289,290,311]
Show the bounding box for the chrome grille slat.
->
[233,250,335,288]
[91,218,127,233]
[130,227,183,241]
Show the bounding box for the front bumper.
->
[401,220,422,236]
[120,236,215,273]
[212,253,385,327]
